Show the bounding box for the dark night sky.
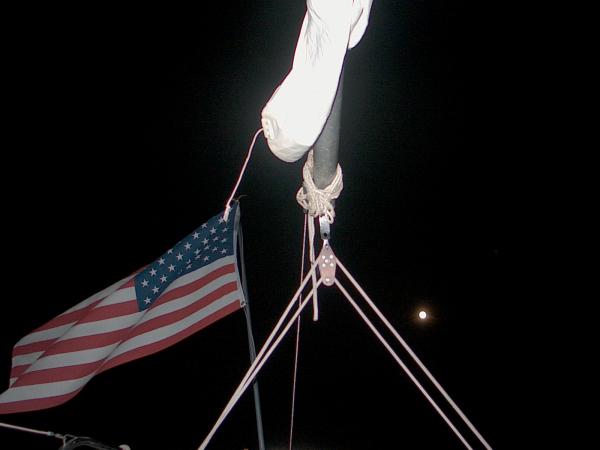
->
[1,1,547,449]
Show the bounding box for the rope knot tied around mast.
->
[296,150,343,224]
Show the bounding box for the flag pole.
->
[238,223,266,450]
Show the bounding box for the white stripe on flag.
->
[0,374,95,403]
[15,324,74,347]
[55,310,143,341]
[137,273,238,322]
[60,274,135,314]
[96,286,136,307]
[162,255,236,293]
[107,291,240,361]
[12,352,44,368]
[22,344,119,373]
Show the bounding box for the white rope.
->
[288,214,308,450]
[0,421,64,441]
[307,216,319,320]
[223,128,263,222]
[296,150,343,224]
[334,279,474,450]
[197,264,322,450]
[336,259,494,450]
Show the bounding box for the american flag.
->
[0,203,245,414]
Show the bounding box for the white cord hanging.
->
[223,128,263,222]
[288,214,308,450]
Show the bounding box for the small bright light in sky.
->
[418,310,427,320]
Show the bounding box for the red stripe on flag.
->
[9,364,28,380]
[76,300,139,324]
[11,361,100,387]
[131,282,239,338]
[12,338,58,357]
[11,301,138,358]
[40,328,131,357]
[152,263,236,308]
[100,300,242,374]
[31,301,101,333]
[30,280,135,333]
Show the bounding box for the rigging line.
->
[334,279,474,450]
[198,266,322,450]
[0,421,64,441]
[336,259,494,450]
[239,278,323,405]
[288,213,308,450]
[307,215,319,320]
[223,127,264,222]
[199,278,323,450]
[237,260,319,396]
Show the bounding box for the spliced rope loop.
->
[296,150,343,224]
